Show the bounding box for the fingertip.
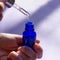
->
[7,51,18,60]
[36,39,40,44]
[17,47,22,52]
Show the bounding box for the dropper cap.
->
[5,0,15,8]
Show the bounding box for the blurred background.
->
[0,0,60,60]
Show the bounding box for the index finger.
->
[0,33,22,51]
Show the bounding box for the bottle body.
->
[23,22,36,49]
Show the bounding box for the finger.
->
[0,2,4,21]
[33,43,43,58]
[0,33,22,51]
[7,50,31,60]
[17,46,36,60]
[36,39,40,44]
[18,45,43,59]
[18,46,36,59]
[7,51,20,60]
[0,2,4,12]
[18,44,43,59]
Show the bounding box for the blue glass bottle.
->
[23,22,36,49]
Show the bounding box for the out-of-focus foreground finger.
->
[35,39,40,44]
[7,50,32,60]
[18,44,43,59]
[18,46,36,60]
[0,33,22,51]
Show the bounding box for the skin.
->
[0,0,7,20]
[0,33,43,60]
[0,2,4,21]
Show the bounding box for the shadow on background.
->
[5,0,60,34]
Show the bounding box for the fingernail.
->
[7,58,12,60]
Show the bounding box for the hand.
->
[0,33,43,60]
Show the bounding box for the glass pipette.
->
[13,3,30,17]
[5,1,30,17]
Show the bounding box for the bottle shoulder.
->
[23,31,36,36]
